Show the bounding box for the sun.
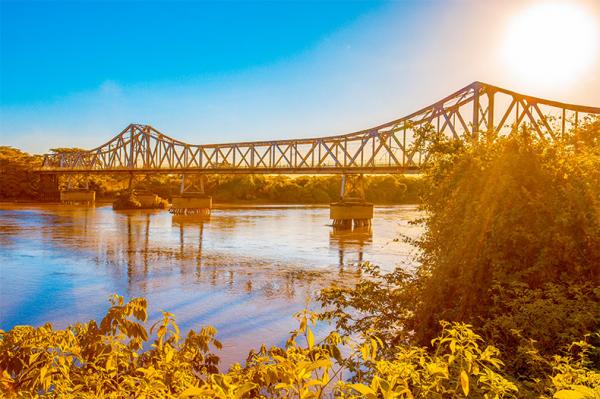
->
[501,1,598,88]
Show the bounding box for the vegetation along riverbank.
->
[0,147,424,205]
[1,119,599,398]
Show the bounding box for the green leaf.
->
[235,382,257,399]
[307,327,314,349]
[274,382,289,391]
[165,347,174,363]
[180,386,204,397]
[460,369,469,396]
[349,383,377,399]
[554,390,586,399]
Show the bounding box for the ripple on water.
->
[0,203,423,367]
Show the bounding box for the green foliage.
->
[8,295,582,398]
[338,321,518,399]
[317,119,600,389]
[112,192,169,210]
[413,120,600,369]
[0,295,222,398]
[547,337,600,399]
[319,263,418,350]
[0,146,42,200]
[86,173,424,204]
[2,295,597,398]
[205,174,423,204]
[112,192,142,210]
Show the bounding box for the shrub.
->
[318,119,600,383]
[112,192,142,210]
[0,295,557,398]
[2,295,598,398]
[413,121,600,364]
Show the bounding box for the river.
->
[0,203,423,367]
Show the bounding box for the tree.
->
[0,146,42,200]
[319,119,600,380]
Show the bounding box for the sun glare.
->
[502,1,598,88]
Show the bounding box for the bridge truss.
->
[40,82,600,175]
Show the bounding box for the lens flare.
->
[502,1,598,87]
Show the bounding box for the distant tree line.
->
[0,146,424,204]
[0,147,42,200]
[132,174,424,204]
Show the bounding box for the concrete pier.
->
[39,174,60,201]
[60,190,95,205]
[170,193,212,216]
[330,198,373,230]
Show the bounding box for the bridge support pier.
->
[169,175,212,216]
[330,200,373,230]
[60,190,95,205]
[170,194,212,216]
[60,175,95,205]
[39,174,60,201]
[330,174,373,230]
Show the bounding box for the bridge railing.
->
[40,82,600,174]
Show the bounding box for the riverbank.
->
[0,198,422,206]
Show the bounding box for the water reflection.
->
[172,215,207,266]
[0,203,423,366]
[329,227,372,271]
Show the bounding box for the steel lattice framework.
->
[40,82,600,175]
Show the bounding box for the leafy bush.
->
[413,121,600,369]
[2,295,598,398]
[318,119,600,385]
[112,192,142,210]
[112,192,169,210]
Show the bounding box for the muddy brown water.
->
[0,203,423,367]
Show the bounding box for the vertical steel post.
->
[145,126,151,168]
[487,89,495,134]
[472,85,480,140]
[129,125,135,169]
[402,125,406,167]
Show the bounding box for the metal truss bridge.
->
[40,82,600,175]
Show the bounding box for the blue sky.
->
[1,1,386,104]
[1,0,599,153]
